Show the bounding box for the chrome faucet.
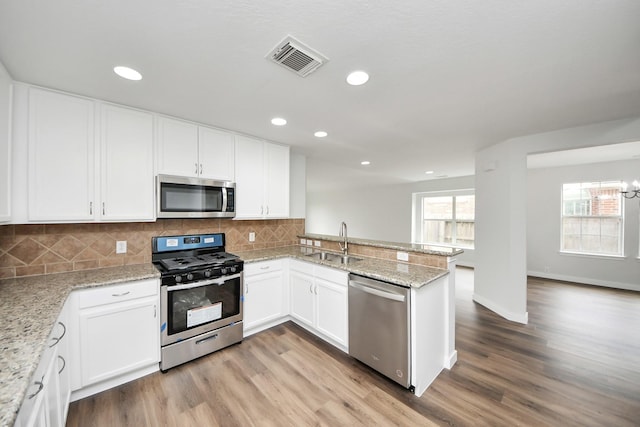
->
[339,222,348,255]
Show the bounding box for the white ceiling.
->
[1,1,639,191]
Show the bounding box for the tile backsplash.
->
[0,218,304,279]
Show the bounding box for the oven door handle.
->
[165,273,242,291]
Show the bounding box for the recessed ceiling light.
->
[361,161,370,166]
[113,66,142,81]
[346,71,369,86]
[271,117,287,126]
[425,170,434,175]
[314,131,328,138]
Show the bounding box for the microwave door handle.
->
[222,188,228,212]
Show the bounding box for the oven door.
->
[161,272,243,346]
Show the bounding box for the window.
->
[412,191,475,248]
[561,181,623,256]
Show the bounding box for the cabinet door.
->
[243,269,284,331]
[315,278,348,347]
[264,142,290,218]
[198,127,235,181]
[79,296,158,386]
[100,104,154,221]
[234,135,264,218]
[54,307,71,424]
[156,116,199,177]
[289,270,315,327]
[28,88,95,221]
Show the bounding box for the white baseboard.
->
[445,350,458,369]
[527,270,640,292]
[472,293,528,324]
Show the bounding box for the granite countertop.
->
[235,245,449,288]
[298,233,465,257]
[0,264,160,427]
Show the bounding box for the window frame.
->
[412,189,475,249]
[560,181,624,257]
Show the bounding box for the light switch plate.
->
[314,240,322,247]
[249,232,256,242]
[116,241,127,254]
[396,251,409,262]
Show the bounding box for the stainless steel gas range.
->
[151,233,243,371]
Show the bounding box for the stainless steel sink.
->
[306,252,362,264]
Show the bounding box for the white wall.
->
[289,152,306,219]
[474,140,528,323]
[306,175,476,266]
[475,117,640,324]
[527,159,640,291]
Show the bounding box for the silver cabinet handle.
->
[102,202,105,215]
[154,304,157,318]
[200,163,203,175]
[195,162,198,174]
[58,355,66,375]
[309,284,313,294]
[111,291,131,297]
[314,285,318,295]
[49,321,66,347]
[266,206,269,215]
[260,266,270,270]
[28,376,44,399]
[260,206,264,215]
[89,202,93,215]
[245,283,249,294]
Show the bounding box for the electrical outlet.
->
[314,240,321,247]
[249,232,256,242]
[116,241,127,254]
[300,238,306,245]
[396,251,409,262]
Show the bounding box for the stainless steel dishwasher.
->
[348,273,411,389]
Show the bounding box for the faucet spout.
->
[339,222,348,255]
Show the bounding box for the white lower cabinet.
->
[69,279,160,400]
[18,303,70,427]
[243,259,287,336]
[289,260,349,351]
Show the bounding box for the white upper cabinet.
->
[198,126,235,181]
[156,116,235,181]
[27,87,155,222]
[156,117,199,177]
[235,135,289,219]
[0,63,12,223]
[100,104,154,221]
[28,88,95,221]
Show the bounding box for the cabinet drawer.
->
[244,259,283,276]
[76,279,158,309]
[289,259,314,275]
[314,265,348,286]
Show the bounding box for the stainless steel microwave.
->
[156,175,236,218]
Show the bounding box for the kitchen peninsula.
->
[1,236,460,427]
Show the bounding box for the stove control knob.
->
[174,275,182,283]
[186,273,194,281]
[220,267,228,275]
[204,270,212,278]
[230,266,237,273]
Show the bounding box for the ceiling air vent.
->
[267,36,328,77]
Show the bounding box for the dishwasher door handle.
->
[349,281,406,302]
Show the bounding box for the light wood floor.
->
[67,268,640,426]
